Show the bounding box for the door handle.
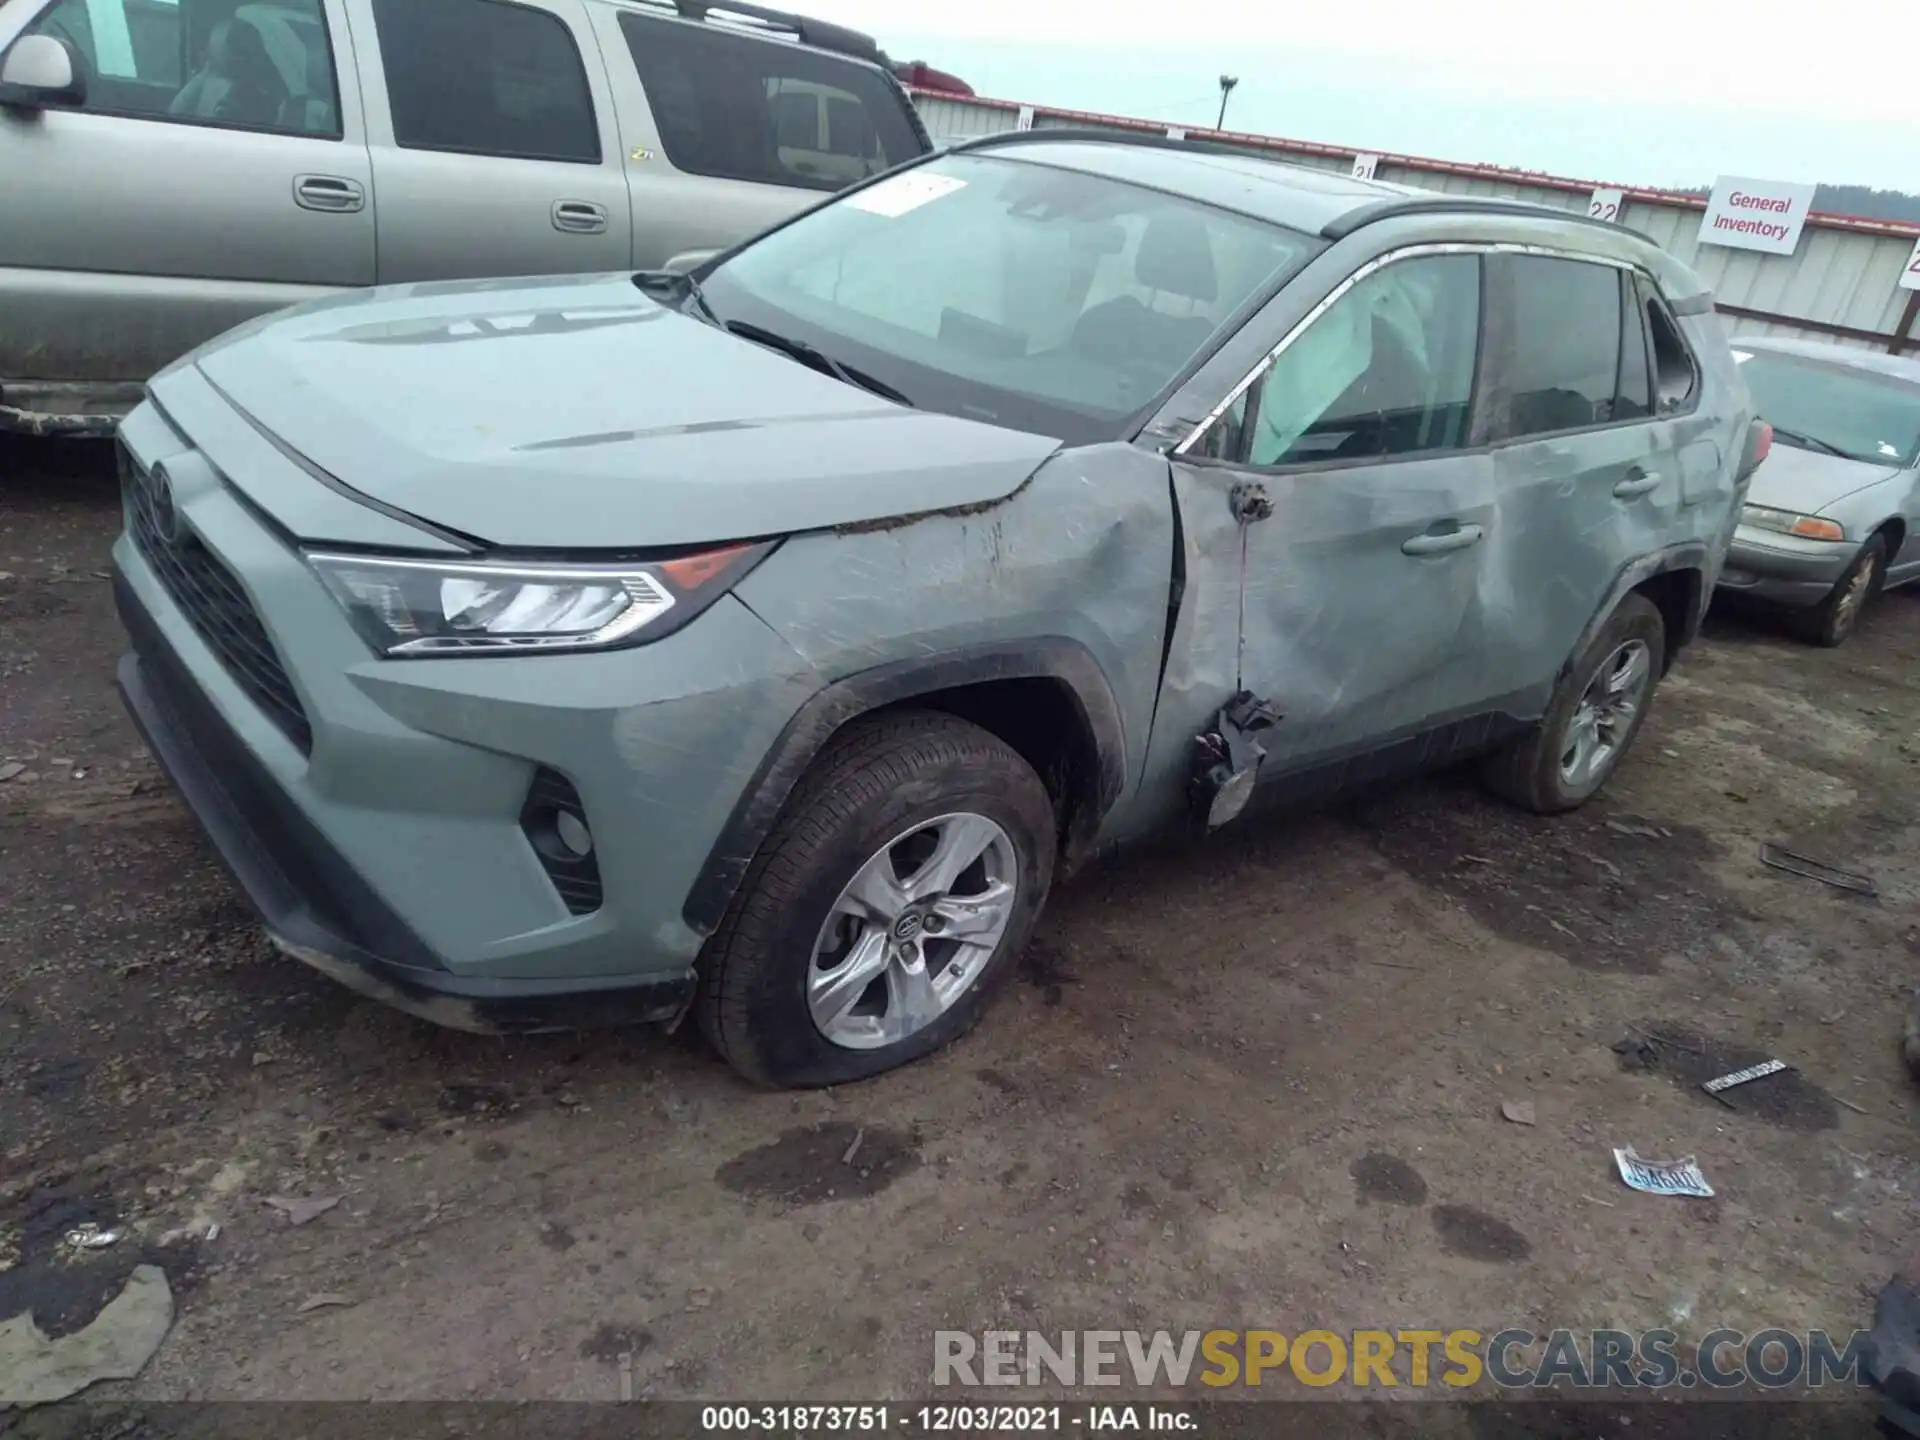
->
[293,174,364,213]
[552,200,608,235]
[1401,523,1485,557]
[1613,468,1661,499]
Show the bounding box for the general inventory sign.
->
[1697,176,1817,256]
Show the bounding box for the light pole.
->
[1216,75,1239,130]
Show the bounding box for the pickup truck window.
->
[372,0,599,164]
[25,0,341,138]
[617,11,919,192]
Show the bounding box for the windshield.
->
[699,153,1316,443]
[1735,349,1920,466]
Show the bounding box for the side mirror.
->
[0,34,86,110]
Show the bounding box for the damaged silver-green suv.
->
[113,132,1763,1086]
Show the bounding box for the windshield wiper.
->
[631,268,720,327]
[1768,425,1855,461]
[721,319,914,408]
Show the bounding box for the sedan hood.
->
[186,274,1060,549]
[1746,442,1902,514]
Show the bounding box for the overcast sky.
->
[804,0,1912,192]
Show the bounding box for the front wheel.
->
[697,711,1057,1088]
[1797,534,1884,648]
[1480,593,1666,814]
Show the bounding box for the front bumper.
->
[1714,525,1853,608]
[111,388,821,1033]
[116,576,696,1032]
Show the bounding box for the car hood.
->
[186,274,1061,549]
[1745,441,1902,515]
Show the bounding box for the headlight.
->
[1740,505,1844,542]
[308,544,771,656]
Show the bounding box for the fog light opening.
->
[554,809,593,858]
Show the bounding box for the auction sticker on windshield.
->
[845,172,968,218]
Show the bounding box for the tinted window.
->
[618,12,920,191]
[700,153,1311,444]
[1243,254,1480,466]
[374,0,599,163]
[1736,350,1920,466]
[26,0,340,137]
[1506,256,1622,437]
[1639,277,1698,413]
[1615,274,1653,421]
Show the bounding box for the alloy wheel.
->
[1559,639,1653,789]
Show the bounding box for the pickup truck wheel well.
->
[875,678,1104,871]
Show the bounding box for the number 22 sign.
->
[1900,236,1920,292]
[1587,188,1624,224]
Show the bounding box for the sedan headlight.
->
[1739,505,1845,542]
[309,544,771,656]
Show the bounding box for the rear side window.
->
[1504,255,1624,438]
[617,12,920,191]
[373,0,600,163]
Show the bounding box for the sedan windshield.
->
[699,152,1315,443]
[1736,349,1920,466]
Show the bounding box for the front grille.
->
[520,768,603,915]
[121,446,313,754]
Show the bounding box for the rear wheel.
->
[697,711,1056,1088]
[1480,594,1665,814]
[1796,534,1884,648]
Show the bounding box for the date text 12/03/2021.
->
[700,1406,1188,1431]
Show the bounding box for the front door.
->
[0,0,373,387]
[1481,254,1685,707]
[1177,249,1504,800]
[346,0,631,283]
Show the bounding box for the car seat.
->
[1070,211,1220,370]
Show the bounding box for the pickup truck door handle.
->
[293,174,364,213]
[552,200,608,235]
[1613,468,1661,498]
[1401,523,1485,557]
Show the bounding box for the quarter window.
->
[617,12,921,191]
[23,0,341,137]
[1615,273,1654,421]
[373,0,600,163]
[1241,253,1481,467]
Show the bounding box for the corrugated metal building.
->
[910,92,1920,356]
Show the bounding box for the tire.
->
[697,710,1057,1088]
[1480,593,1666,815]
[1796,534,1885,649]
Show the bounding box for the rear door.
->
[0,0,372,386]
[347,0,630,282]
[589,6,925,269]
[1480,252,1684,704]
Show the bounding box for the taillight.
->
[1751,420,1774,469]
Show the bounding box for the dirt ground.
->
[2,434,1915,1407]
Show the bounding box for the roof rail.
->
[948,126,1268,166]
[651,0,883,61]
[1322,196,1661,247]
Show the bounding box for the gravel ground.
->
[1,433,1915,1414]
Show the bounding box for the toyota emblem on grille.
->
[145,463,182,544]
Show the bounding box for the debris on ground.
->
[264,1194,342,1226]
[1499,1099,1536,1126]
[62,1223,121,1251]
[1613,1147,1715,1198]
[1758,843,1878,896]
[296,1293,354,1314]
[687,1288,713,1311]
[1866,1272,1920,1435]
[841,1128,865,1166]
[1702,1058,1789,1095]
[0,761,24,783]
[1605,820,1667,839]
[0,1263,174,1407]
